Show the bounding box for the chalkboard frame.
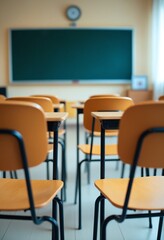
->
[9,27,134,84]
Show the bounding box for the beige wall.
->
[0,0,152,100]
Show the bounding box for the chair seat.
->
[95,176,164,210]
[0,178,63,211]
[86,129,118,137]
[78,144,118,155]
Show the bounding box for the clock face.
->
[66,5,81,21]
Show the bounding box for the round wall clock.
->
[66,5,81,21]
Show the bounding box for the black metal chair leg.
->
[3,171,6,178]
[58,138,67,183]
[74,165,78,204]
[75,159,89,206]
[86,157,91,184]
[157,214,163,240]
[93,195,103,240]
[46,159,50,180]
[36,215,59,240]
[51,219,59,240]
[121,163,125,178]
[54,197,65,240]
[78,158,90,229]
[74,157,91,205]
[10,171,14,178]
[74,142,80,204]
[154,168,157,176]
[46,139,66,201]
[145,169,153,229]
[141,167,144,177]
[85,133,91,184]
[78,161,82,229]
[78,158,95,229]
[101,217,108,240]
[148,210,153,228]
[13,171,18,178]
[58,139,66,201]
[101,215,118,240]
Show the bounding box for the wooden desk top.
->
[45,112,68,122]
[71,103,84,109]
[53,103,64,109]
[59,99,66,103]
[91,111,123,120]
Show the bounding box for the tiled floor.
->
[0,123,163,240]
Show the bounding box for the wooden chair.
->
[32,94,60,104]
[0,95,17,178]
[86,94,122,172]
[89,94,120,169]
[6,97,66,198]
[30,95,67,184]
[74,95,123,198]
[7,96,54,110]
[89,94,119,134]
[6,97,54,178]
[0,101,64,240]
[76,96,134,229]
[93,101,164,240]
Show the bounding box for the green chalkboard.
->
[10,28,133,83]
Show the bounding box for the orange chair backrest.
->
[118,101,164,168]
[0,101,48,171]
[0,94,6,102]
[84,97,134,132]
[90,94,119,98]
[32,94,60,104]
[7,96,53,112]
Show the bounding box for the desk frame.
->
[92,111,122,237]
[46,112,68,225]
